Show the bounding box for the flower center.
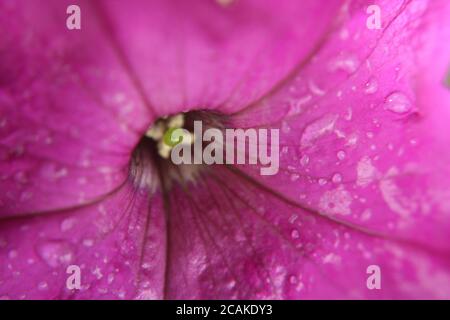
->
[145,114,195,159]
[130,111,225,191]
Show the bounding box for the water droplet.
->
[60,218,76,232]
[38,281,48,291]
[282,121,291,133]
[337,150,346,161]
[289,214,298,224]
[384,92,412,114]
[92,267,103,279]
[36,241,74,268]
[291,230,300,239]
[226,279,237,290]
[329,55,359,74]
[8,250,18,259]
[364,77,378,94]
[288,95,312,116]
[318,178,327,186]
[308,80,326,96]
[361,209,372,221]
[332,173,342,184]
[345,108,353,121]
[107,274,115,284]
[83,239,94,247]
[300,114,338,149]
[300,155,310,166]
[289,275,298,284]
[290,174,300,182]
[141,262,151,270]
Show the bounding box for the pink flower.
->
[1,0,450,299]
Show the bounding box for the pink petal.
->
[0,0,153,216]
[2,0,450,300]
[230,0,450,297]
[0,182,166,299]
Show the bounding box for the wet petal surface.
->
[1,0,450,299]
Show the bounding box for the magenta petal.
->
[93,0,343,115]
[0,0,341,215]
[0,182,166,299]
[0,0,156,217]
[2,0,450,300]
[164,167,450,298]
[230,0,450,297]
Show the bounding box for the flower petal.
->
[0,0,153,217]
[228,0,450,297]
[92,0,343,114]
[162,166,450,298]
[0,182,166,300]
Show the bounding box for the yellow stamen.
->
[145,113,194,158]
[145,121,165,140]
[167,114,184,128]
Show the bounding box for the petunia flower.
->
[1,0,450,299]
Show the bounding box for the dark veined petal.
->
[1,0,450,300]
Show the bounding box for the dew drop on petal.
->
[288,95,312,116]
[329,54,359,74]
[107,273,115,284]
[337,150,346,161]
[282,121,291,134]
[226,279,237,290]
[141,262,151,270]
[291,230,300,239]
[384,92,412,114]
[60,218,76,232]
[308,80,326,96]
[364,77,378,94]
[8,250,18,259]
[300,155,310,166]
[289,214,298,224]
[332,173,342,184]
[36,241,74,268]
[300,114,338,149]
[136,288,159,300]
[82,239,94,247]
[38,282,48,291]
